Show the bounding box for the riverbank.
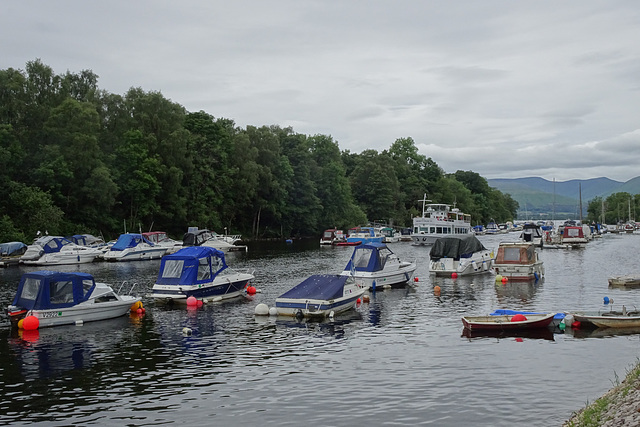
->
[564,359,640,426]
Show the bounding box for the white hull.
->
[341,262,417,289]
[22,251,101,265]
[430,251,494,276]
[275,287,366,318]
[152,272,254,303]
[102,246,168,261]
[493,261,544,280]
[28,296,140,327]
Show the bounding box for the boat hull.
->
[102,247,168,261]
[22,251,100,265]
[573,312,640,328]
[341,262,417,290]
[493,262,544,281]
[275,287,366,318]
[12,297,140,328]
[151,273,254,303]
[461,313,555,331]
[430,256,493,276]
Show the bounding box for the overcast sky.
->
[3,1,640,182]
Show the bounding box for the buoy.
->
[356,298,361,304]
[511,314,527,322]
[17,319,24,329]
[501,276,508,283]
[329,311,335,318]
[196,300,203,307]
[254,303,269,316]
[451,272,458,279]
[603,296,610,304]
[362,295,370,303]
[182,327,192,336]
[495,275,503,282]
[186,296,198,306]
[23,315,39,330]
[434,285,441,296]
[559,321,566,330]
[247,286,257,295]
[269,307,278,316]
[75,320,84,326]
[414,277,419,282]
[137,308,143,314]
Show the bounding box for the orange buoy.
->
[23,315,39,330]
[434,285,441,296]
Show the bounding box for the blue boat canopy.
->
[278,274,350,301]
[155,246,228,286]
[12,270,97,311]
[0,241,27,256]
[110,233,154,251]
[344,242,393,273]
[33,236,74,254]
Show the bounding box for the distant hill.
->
[488,177,640,220]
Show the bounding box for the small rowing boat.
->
[461,312,556,331]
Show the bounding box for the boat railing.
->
[117,281,138,295]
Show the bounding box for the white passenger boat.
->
[493,242,544,281]
[340,242,417,290]
[429,235,494,276]
[151,246,254,304]
[275,274,366,318]
[101,233,169,261]
[20,236,103,265]
[411,194,472,245]
[7,271,141,328]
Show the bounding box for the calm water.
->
[2,233,640,426]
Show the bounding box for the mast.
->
[552,178,556,221]
[578,183,583,222]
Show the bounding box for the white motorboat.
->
[151,246,254,304]
[347,227,384,244]
[519,223,544,247]
[142,231,182,254]
[493,242,544,281]
[20,236,103,265]
[182,228,248,252]
[101,233,169,261]
[429,234,494,276]
[7,271,141,328]
[340,242,417,290]
[411,194,472,245]
[275,274,366,318]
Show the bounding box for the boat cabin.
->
[495,243,538,265]
[344,242,394,273]
[156,246,228,286]
[11,271,102,312]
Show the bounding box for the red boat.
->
[334,241,361,246]
[461,313,555,331]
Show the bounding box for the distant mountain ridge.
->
[487,177,640,219]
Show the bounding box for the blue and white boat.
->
[347,227,384,244]
[0,241,27,267]
[151,246,254,304]
[340,242,417,290]
[101,233,169,261]
[20,236,103,265]
[275,274,366,318]
[7,271,141,328]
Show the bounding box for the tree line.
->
[0,60,518,243]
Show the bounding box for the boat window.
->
[566,228,581,237]
[95,293,118,303]
[353,248,373,269]
[162,260,184,278]
[21,278,40,300]
[50,280,75,304]
[82,279,94,296]
[198,258,211,280]
[502,247,521,262]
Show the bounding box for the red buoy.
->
[23,315,40,330]
[451,272,458,279]
[511,314,527,322]
[186,296,197,306]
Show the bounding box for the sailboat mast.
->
[579,183,583,222]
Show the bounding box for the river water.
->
[1,232,640,426]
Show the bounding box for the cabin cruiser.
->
[151,246,254,304]
[429,235,494,276]
[101,233,169,261]
[340,242,417,290]
[519,223,544,247]
[20,236,103,265]
[182,228,248,252]
[7,271,141,328]
[142,231,182,254]
[493,242,544,281]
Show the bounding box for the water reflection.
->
[461,326,555,341]
[567,326,640,339]
[494,278,544,303]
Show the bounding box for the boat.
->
[320,228,339,245]
[608,274,640,288]
[6,270,141,328]
[182,228,248,252]
[411,194,472,245]
[492,242,544,281]
[379,227,400,243]
[461,312,556,331]
[560,225,588,248]
[151,246,254,304]
[346,227,383,244]
[519,223,544,247]
[101,233,169,261]
[472,225,486,235]
[490,309,565,326]
[428,234,493,276]
[142,231,182,254]
[275,274,366,318]
[20,236,103,265]
[485,221,500,235]
[340,242,417,290]
[572,307,640,328]
[0,241,27,267]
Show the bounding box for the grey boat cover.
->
[429,235,486,261]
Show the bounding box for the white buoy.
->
[269,307,278,316]
[211,296,222,302]
[329,310,335,318]
[202,298,209,304]
[254,303,269,316]
[182,327,192,336]
[383,284,391,289]
[75,320,84,326]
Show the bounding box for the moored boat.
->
[275,274,366,318]
[101,233,169,261]
[429,234,493,276]
[346,227,383,244]
[461,312,556,331]
[572,308,640,328]
[0,241,27,267]
[20,236,103,265]
[492,242,544,281]
[340,242,417,290]
[411,194,472,245]
[151,246,254,304]
[519,223,544,247]
[142,231,182,254]
[182,228,248,252]
[7,271,141,328]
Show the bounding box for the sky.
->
[3,1,640,182]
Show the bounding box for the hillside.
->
[488,177,640,219]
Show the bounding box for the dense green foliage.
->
[586,193,640,224]
[0,60,518,242]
